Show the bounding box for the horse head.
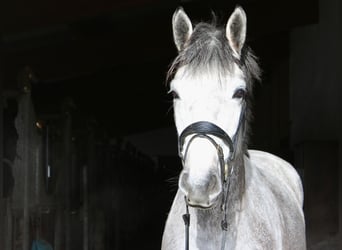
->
[168,6,260,209]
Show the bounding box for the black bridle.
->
[177,105,245,250]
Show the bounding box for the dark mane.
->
[167,20,261,155]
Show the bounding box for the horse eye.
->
[233,89,246,99]
[170,90,180,99]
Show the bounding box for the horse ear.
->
[226,6,247,58]
[172,7,193,51]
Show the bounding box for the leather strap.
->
[178,121,235,161]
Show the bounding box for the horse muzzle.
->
[179,169,222,209]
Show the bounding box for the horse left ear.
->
[226,6,247,58]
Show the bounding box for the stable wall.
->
[290,0,342,247]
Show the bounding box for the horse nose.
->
[179,171,221,208]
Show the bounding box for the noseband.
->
[178,121,235,183]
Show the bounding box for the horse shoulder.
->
[247,149,303,206]
[236,150,306,249]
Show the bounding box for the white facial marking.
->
[185,139,217,184]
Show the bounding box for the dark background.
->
[0,0,341,249]
[0,0,317,135]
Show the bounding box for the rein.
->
[178,105,245,250]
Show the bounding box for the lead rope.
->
[220,163,234,250]
[183,197,190,250]
[182,166,233,250]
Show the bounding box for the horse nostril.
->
[208,175,217,190]
[208,174,222,196]
[179,171,190,194]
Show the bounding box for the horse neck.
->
[196,152,245,230]
[226,153,245,217]
[192,154,245,249]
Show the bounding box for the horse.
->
[161,6,306,250]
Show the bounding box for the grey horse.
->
[162,6,306,250]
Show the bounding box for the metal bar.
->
[0,69,4,250]
[64,108,72,250]
[83,165,88,250]
[22,93,30,250]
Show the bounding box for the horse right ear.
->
[172,7,193,51]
